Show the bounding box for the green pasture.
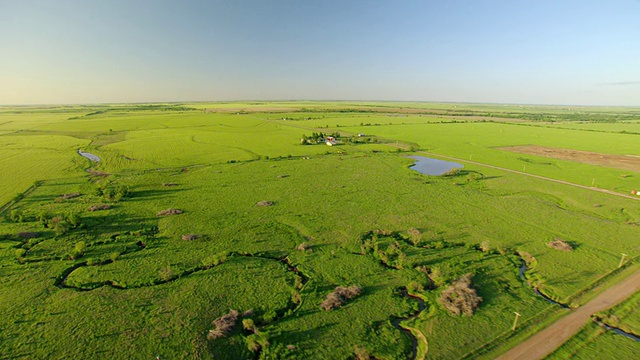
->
[328,121,640,192]
[1,102,639,359]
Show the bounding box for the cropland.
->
[1,101,639,359]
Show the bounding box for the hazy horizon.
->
[2,0,639,106]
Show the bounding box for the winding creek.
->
[391,290,427,360]
[598,321,640,342]
[519,260,569,308]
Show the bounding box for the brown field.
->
[499,145,640,173]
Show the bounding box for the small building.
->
[326,136,337,146]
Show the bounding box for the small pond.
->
[78,149,100,162]
[409,156,463,175]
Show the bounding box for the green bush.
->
[66,212,82,228]
[9,210,23,222]
[72,241,86,259]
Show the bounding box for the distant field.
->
[1,102,639,359]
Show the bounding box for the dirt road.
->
[496,269,640,360]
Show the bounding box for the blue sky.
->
[1,0,639,105]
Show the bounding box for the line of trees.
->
[300,132,340,145]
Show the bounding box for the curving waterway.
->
[519,260,568,308]
[392,289,427,360]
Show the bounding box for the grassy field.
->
[1,102,639,359]
[595,291,640,337]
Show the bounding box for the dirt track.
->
[496,269,640,360]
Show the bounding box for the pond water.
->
[77,149,100,162]
[409,156,463,175]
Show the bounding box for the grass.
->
[546,322,640,359]
[1,102,639,359]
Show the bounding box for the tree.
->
[66,212,82,228]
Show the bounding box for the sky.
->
[1,0,639,106]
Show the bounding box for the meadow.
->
[1,102,639,359]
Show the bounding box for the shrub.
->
[439,273,482,316]
[49,216,69,236]
[296,242,310,251]
[13,193,24,202]
[15,248,26,258]
[156,209,183,216]
[66,212,82,228]
[72,241,86,259]
[407,228,422,245]
[416,265,439,288]
[320,285,363,311]
[9,210,23,223]
[208,310,239,340]
[262,310,277,324]
[547,238,573,251]
[88,204,110,212]
[37,210,49,226]
[354,346,373,360]
[158,266,175,282]
[242,318,256,333]
[59,193,81,200]
[407,281,424,294]
[443,168,461,177]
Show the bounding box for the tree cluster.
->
[300,132,340,145]
[93,182,130,202]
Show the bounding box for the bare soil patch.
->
[156,209,183,216]
[89,204,111,212]
[547,238,574,252]
[500,145,640,173]
[88,169,110,177]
